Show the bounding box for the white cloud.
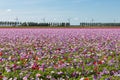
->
[74,17,79,21]
[6,9,12,12]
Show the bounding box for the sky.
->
[0,0,120,25]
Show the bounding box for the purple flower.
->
[105,78,110,80]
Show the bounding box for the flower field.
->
[0,28,120,80]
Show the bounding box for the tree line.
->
[80,23,120,26]
[0,21,120,27]
[0,21,70,27]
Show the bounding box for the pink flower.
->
[23,76,28,80]
[36,73,41,77]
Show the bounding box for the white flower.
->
[3,77,8,80]
[51,71,54,74]
[92,53,95,55]
[19,72,23,76]
[102,60,105,63]
[114,73,120,76]
[110,51,113,54]
[59,78,65,80]
[13,77,17,80]
[80,77,84,80]
[66,63,70,66]
[73,59,77,62]
[97,54,102,56]
[71,67,74,69]
[5,67,11,72]
[8,56,12,60]
[9,78,13,80]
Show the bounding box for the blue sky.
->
[0,0,120,24]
